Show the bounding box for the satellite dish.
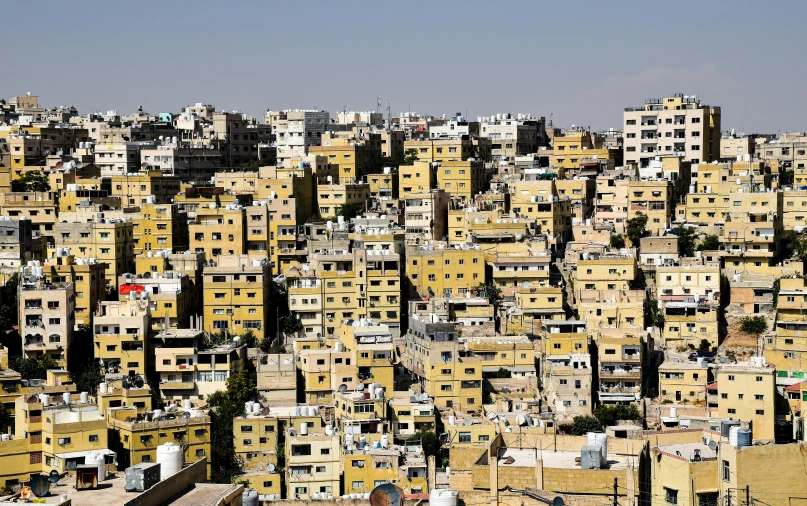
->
[708,440,717,451]
[552,497,566,506]
[48,470,60,484]
[463,418,473,426]
[288,429,297,437]
[267,464,276,473]
[181,411,191,419]
[338,384,348,393]
[651,446,661,456]
[357,383,364,391]
[28,474,50,498]
[369,483,403,506]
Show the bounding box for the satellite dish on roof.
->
[552,497,566,506]
[369,483,403,506]
[357,383,364,391]
[708,440,717,451]
[267,464,276,473]
[338,384,348,393]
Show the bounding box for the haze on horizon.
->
[1,0,805,133]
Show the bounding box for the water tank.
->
[325,424,334,436]
[156,443,183,480]
[301,407,310,417]
[429,489,458,506]
[63,392,71,405]
[243,489,259,506]
[587,432,608,465]
[99,383,107,395]
[381,434,389,448]
[670,407,678,418]
[334,342,344,352]
[183,399,192,410]
[300,422,308,436]
[39,394,50,406]
[85,451,106,481]
[345,433,354,448]
[448,415,456,426]
[245,401,253,414]
[377,389,385,400]
[736,429,752,447]
[294,406,301,416]
[721,420,741,438]
[252,402,261,415]
[729,426,741,446]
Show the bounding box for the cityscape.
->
[0,3,806,504]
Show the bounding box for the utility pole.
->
[745,485,750,506]
[612,477,618,506]
[727,488,731,506]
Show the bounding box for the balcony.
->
[160,381,195,390]
[600,368,641,378]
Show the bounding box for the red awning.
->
[119,284,145,295]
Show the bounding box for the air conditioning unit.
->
[58,438,68,445]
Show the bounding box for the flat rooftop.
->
[658,442,716,461]
[166,483,242,506]
[497,448,634,470]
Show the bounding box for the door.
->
[675,391,682,402]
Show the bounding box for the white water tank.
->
[448,415,456,426]
[334,342,344,352]
[429,489,458,506]
[80,392,89,404]
[325,424,334,436]
[300,422,308,436]
[99,383,107,395]
[85,451,106,481]
[381,434,389,448]
[39,394,50,406]
[587,432,608,465]
[729,426,741,447]
[670,407,678,418]
[157,443,183,480]
[345,433,354,448]
[63,392,71,405]
[252,402,261,415]
[376,389,385,400]
[183,399,192,410]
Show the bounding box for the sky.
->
[1,0,805,133]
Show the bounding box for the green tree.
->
[408,429,447,467]
[237,330,257,349]
[9,355,58,380]
[11,171,51,192]
[0,274,19,330]
[791,231,807,260]
[672,227,697,257]
[740,316,767,335]
[568,416,603,435]
[72,364,104,396]
[698,339,712,352]
[473,282,502,312]
[625,212,648,246]
[0,404,12,434]
[646,298,665,329]
[593,405,641,427]
[610,234,625,249]
[207,369,257,483]
[772,273,807,308]
[279,313,303,337]
[697,234,720,252]
[335,203,363,220]
[402,148,419,166]
[496,367,512,379]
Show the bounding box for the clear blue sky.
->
[2,0,804,133]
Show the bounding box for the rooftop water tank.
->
[156,443,183,481]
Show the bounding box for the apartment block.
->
[720,191,783,275]
[38,251,106,328]
[658,362,709,403]
[403,189,449,244]
[19,274,75,368]
[597,336,642,404]
[285,431,341,499]
[574,254,637,300]
[623,93,721,166]
[715,361,775,442]
[93,299,150,375]
[541,320,592,418]
[189,204,247,260]
[436,159,486,201]
[203,255,270,338]
[399,160,437,194]
[132,202,189,255]
[405,243,485,298]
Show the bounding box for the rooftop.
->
[497,447,634,470]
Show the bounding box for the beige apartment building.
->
[715,361,776,442]
[202,254,271,338]
[403,189,449,244]
[189,205,247,260]
[623,93,721,167]
[93,298,151,375]
[19,276,75,368]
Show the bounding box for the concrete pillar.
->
[489,456,499,500]
[534,459,543,490]
[428,455,436,491]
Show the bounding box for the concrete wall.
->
[123,458,207,506]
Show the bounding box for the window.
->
[755,409,765,415]
[458,432,471,443]
[88,435,99,442]
[722,460,730,481]
[665,488,678,505]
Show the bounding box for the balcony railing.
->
[600,369,641,378]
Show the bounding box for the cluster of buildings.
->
[0,92,805,505]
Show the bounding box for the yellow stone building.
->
[132,202,189,255]
[574,254,637,300]
[189,205,247,260]
[93,299,151,375]
[203,254,270,338]
[658,362,709,403]
[405,244,485,298]
[716,362,775,442]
